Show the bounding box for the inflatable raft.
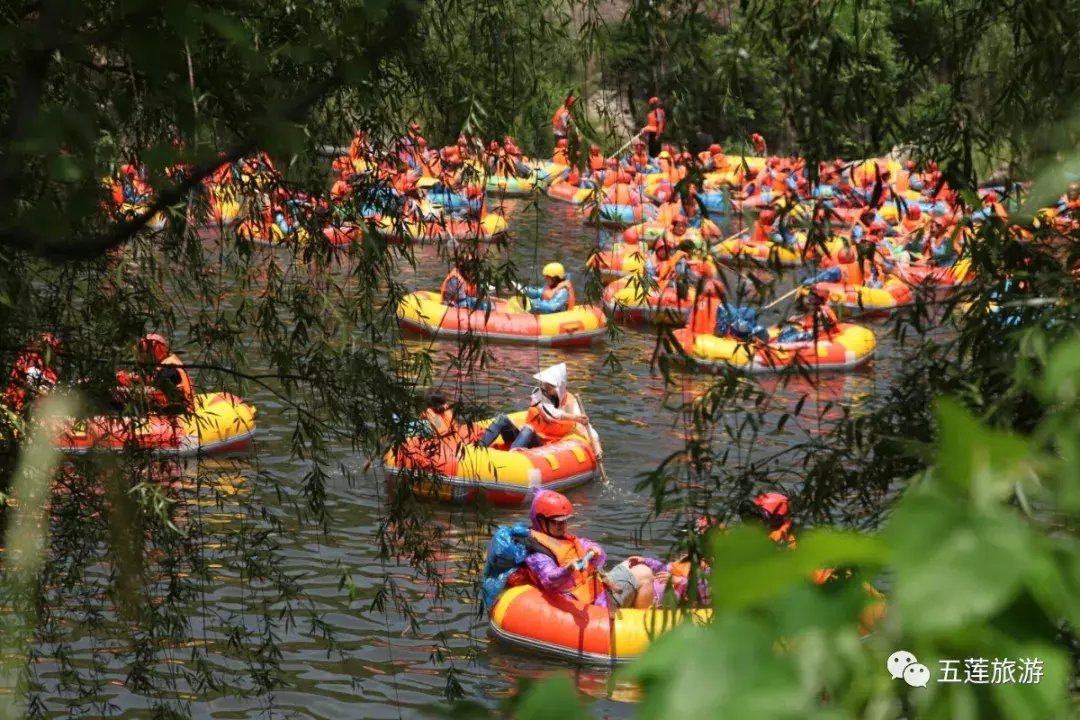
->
[54,392,256,455]
[486,174,536,197]
[602,276,695,325]
[667,323,877,374]
[895,258,973,301]
[489,584,710,664]
[714,232,844,267]
[372,213,508,243]
[546,180,595,205]
[810,276,914,315]
[589,203,657,228]
[396,291,607,347]
[531,161,570,188]
[383,411,600,505]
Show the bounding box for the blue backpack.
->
[481,523,532,610]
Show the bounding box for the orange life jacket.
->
[440,268,478,303]
[330,180,351,201]
[799,306,838,332]
[542,280,576,309]
[552,147,569,166]
[646,108,666,135]
[654,249,689,283]
[751,220,774,244]
[159,354,196,412]
[769,521,798,549]
[691,294,721,335]
[588,153,605,172]
[552,106,571,135]
[525,391,581,442]
[422,407,455,437]
[528,531,604,604]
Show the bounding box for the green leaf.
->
[887,492,1030,634]
[709,527,887,612]
[515,674,589,720]
[933,398,1031,507]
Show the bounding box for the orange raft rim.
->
[382,411,600,506]
[489,584,711,664]
[396,291,607,347]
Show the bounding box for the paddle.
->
[607,130,645,163]
[762,285,802,310]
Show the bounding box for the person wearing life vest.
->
[643,97,667,157]
[739,492,797,548]
[516,262,576,315]
[629,138,652,172]
[419,392,458,439]
[776,287,839,344]
[552,94,576,143]
[552,138,571,167]
[751,208,779,244]
[523,491,658,609]
[115,334,195,415]
[645,234,690,286]
[440,255,489,310]
[477,363,591,451]
[586,144,606,177]
[4,333,62,414]
[689,279,727,336]
[750,132,767,156]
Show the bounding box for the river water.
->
[31,195,909,718]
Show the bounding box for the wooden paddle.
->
[607,130,645,162]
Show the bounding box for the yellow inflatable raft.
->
[396,291,607,347]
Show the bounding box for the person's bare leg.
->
[630,565,655,609]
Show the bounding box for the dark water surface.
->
[33,196,910,718]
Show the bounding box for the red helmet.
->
[753,492,790,518]
[556,138,568,148]
[616,172,631,184]
[904,160,916,170]
[836,247,856,264]
[751,133,763,141]
[870,220,888,233]
[648,96,660,105]
[759,208,777,224]
[138,333,170,362]
[531,490,574,524]
[908,205,921,220]
[709,144,723,154]
[984,191,999,204]
[590,144,600,153]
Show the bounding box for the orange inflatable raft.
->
[397,291,607,347]
[601,276,696,325]
[667,323,877,374]
[383,411,600,506]
[489,585,710,664]
[53,392,257,455]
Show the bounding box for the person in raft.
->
[512,262,576,315]
[524,490,659,609]
[440,255,491,311]
[477,363,592,451]
[3,332,62,415]
[114,334,196,416]
[776,286,839,344]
